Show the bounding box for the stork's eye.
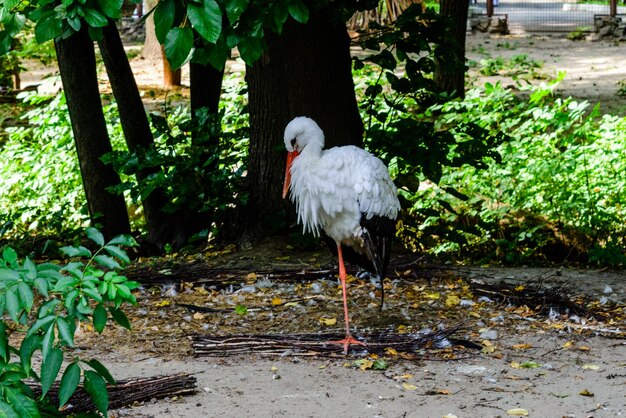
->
[290,138,296,147]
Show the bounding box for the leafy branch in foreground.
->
[0,227,138,417]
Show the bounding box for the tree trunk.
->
[162,45,182,88]
[55,28,130,239]
[143,0,181,88]
[435,0,469,99]
[190,62,223,114]
[237,9,363,244]
[98,22,187,250]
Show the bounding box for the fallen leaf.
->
[270,366,278,371]
[425,388,451,395]
[445,294,460,307]
[401,382,418,390]
[385,347,398,356]
[442,415,458,418]
[425,292,441,300]
[514,285,525,292]
[562,340,574,349]
[510,361,521,369]
[154,300,170,307]
[245,272,257,280]
[354,359,374,370]
[579,389,594,397]
[512,343,532,350]
[192,312,204,320]
[271,297,283,306]
[506,408,529,416]
[577,346,591,352]
[372,359,388,370]
[319,317,337,326]
[581,364,600,370]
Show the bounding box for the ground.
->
[18,34,626,417]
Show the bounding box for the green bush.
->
[0,227,138,416]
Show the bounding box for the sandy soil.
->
[17,34,626,417]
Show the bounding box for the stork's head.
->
[282,117,324,199]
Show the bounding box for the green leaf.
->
[188,0,222,43]
[237,36,263,64]
[83,7,108,27]
[287,0,308,24]
[2,247,17,265]
[59,362,81,407]
[17,282,34,312]
[41,347,64,397]
[5,289,19,321]
[0,268,19,280]
[33,278,49,297]
[86,227,105,246]
[82,287,103,303]
[93,303,107,333]
[86,359,115,385]
[41,321,55,360]
[25,316,55,340]
[235,305,247,315]
[34,10,63,43]
[225,0,247,23]
[95,0,122,19]
[84,370,109,415]
[20,334,42,376]
[103,245,130,264]
[4,387,39,418]
[53,276,79,292]
[0,323,8,362]
[0,400,19,418]
[154,0,175,44]
[93,255,121,270]
[56,316,74,347]
[109,307,131,330]
[60,245,92,258]
[22,257,37,280]
[164,26,193,70]
[107,234,137,247]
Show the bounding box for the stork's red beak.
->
[282,150,299,199]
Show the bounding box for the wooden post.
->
[487,0,494,17]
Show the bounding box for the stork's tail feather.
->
[362,229,386,310]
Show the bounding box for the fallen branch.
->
[29,373,197,414]
[192,325,475,358]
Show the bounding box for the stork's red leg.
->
[328,244,365,354]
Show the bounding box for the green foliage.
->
[411,76,626,264]
[479,54,544,78]
[103,77,249,237]
[0,227,138,416]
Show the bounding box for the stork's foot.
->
[327,335,366,354]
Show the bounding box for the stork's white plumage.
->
[282,116,400,353]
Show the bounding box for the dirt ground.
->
[19,34,626,417]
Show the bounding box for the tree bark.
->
[435,0,469,99]
[237,8,363,244]
[55,28,130,239]
[143,0,181,88]
[98,22,188,250]
[190,62,223,114]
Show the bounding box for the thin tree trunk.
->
[55,28,130,239]
[435,0,469,98]
[237,8,362,244]
[98,22,182,250]
[190,62,223,114]
[162,46,182,88]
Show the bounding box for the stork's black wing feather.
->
[360,214,396,308]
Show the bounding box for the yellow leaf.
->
[577,345,591,352]
[319,317,337,326]
[582,364,600,370]
[319,365,326,369]
[283,302,298,307]
[385,347,398,356]
[425,292,440,300]
[245,272,257,280]
[512,343,532,350]
[506,408,529,416]
[562,340,574,349]
[445,294,460,308]
[270,366,278,371]
[401,383,418,390]
[482,345,496,354]
[469,311,481,318]
[271,297,284,306]
[397,325,408,334]
[514,285,525,292]
[154,300,170,307]
[192,312,204,320]
[579,389,594,397]
[356,359,374,371]
[510,361,521,369]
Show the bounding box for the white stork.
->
[282,116,401,353]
